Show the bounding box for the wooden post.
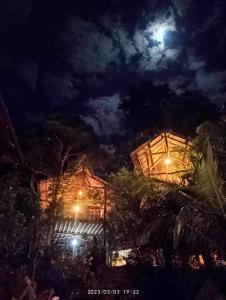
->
[103,187,107,263]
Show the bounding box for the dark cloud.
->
[0,0,33,33]
[81,95,123,139]
[56,16,120,75]
[38,72,79,107]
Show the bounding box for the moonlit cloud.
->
[171,0,191,17]
[1,0,226,135]
[56,17,120,74]
[56,11,182,79]
[131,12,182,72]
[81,95,124,138]
[188,55,206,71]
[185,51,226,101]
[145,20,176,47]
[195,70,226,97]
[101,15,137,64]
[34,3,226,114]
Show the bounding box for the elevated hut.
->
[131,132,193,184]
[39,159,111,247]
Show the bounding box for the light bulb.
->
[164,157,172,165]
[71,238,78,247]
[74,205,80,212]
[78,190,83,196]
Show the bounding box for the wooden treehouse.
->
[39,159,111,247]
[131,132,193,184]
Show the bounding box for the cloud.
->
[187,54,206,71]
[80,94,124,138]
[56,16,120,74]
[132,11,182,72]
[55,11,183,77]
[168,75,190,93]
[101,14,137,64]
[50,11,185,108]
[1,0,226,136]
[171,0,191,18]
[38,73,79,106]
[195,69,226,99]
[184,50,226,101]
[0,0,33,32]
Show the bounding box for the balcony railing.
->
[63,206,103,223]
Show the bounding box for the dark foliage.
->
[121,81,220,137]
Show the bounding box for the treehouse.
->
[131,132,193,184]
[39,159,111,247]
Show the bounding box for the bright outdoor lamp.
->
[73,204,80,212]
[78,190,83,196]
[164,157,172,166]
[71,238,78,247]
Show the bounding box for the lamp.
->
[73,204,80,213]
[78,190,83,197]
[164,157,172,165]
[71,238,78,247]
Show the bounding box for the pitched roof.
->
[131,131,193,183]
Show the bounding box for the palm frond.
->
[197,141,226,217]
[173,208,183,249]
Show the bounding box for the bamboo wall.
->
[39,165,109,221]
[131,132,193,184]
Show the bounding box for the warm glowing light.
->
[71,238,78,247]
[73,205,80,213]
[164,157,172,165]
[199,255,205,266]
[78,190,83,196]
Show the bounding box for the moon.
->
[146,22,176,48]
[153,25,167,44]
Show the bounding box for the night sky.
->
[0,0,226,141]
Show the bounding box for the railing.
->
[63,205,103,222]
[60,214,103,223]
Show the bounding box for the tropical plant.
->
[197,141,226,216]
[107,168,171,262]
[109,138,226,269]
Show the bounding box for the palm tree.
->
[140,140,226,268]
[108,140,226,269]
